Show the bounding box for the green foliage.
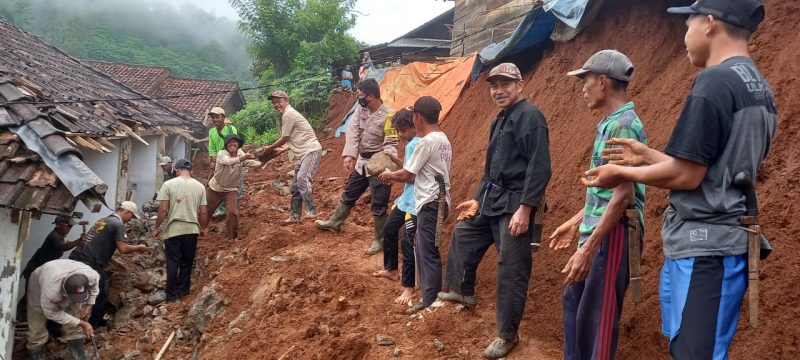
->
[231,0,358,139]
[230,99,279,134]
[243,126,280,147]
[232,0,359,78]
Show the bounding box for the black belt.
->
[360,151,378,159]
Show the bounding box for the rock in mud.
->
[147,291,166,305]
[376,334,395,346]
[457,347,470,358]
[142,305,154,317]
[434,339,445,352]
[187,284,225,331]
[393,347,402,356]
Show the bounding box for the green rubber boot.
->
[67,339,87,360]
[366,214,387,255]
[282,197,302,224]
[314,203,352,232]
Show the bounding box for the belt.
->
[478,181,520,215]
[360,151,378,159]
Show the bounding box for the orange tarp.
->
[379,54,476,122]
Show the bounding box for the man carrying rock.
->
[26,259,99,360]
[208,134,261,240]
[262,90,323,223]
[550,49,647,360]
[22,215,85,281]
[438,63,551,358]
[379,96,452,313]
[69,201,149,327]
[315,78,398,255]
[154,159,208,301]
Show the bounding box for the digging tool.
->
[733,171,761,328]
[625,193,642,303]
[434,173,446,247]
[91,335,101,360]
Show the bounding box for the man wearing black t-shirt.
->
[584,1,776,358]
[21,215,85,280]
[70,201,149,327]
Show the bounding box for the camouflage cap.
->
[487,63,522,81]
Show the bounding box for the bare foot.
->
[371,270,400,281]
[394,287,415,305]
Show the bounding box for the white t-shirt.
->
[404,131,452,214]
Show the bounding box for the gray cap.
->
[158,156,172,166]
[567,50,634,82]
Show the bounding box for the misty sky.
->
[167,0,454,45]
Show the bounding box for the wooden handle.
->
[626,208,642,303]
[748,225,760,328]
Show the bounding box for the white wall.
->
[129,135,160,208]
[1,208,23,358]
[170,135,188,162]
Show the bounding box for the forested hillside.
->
[0,0,253,83]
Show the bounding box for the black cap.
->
[64,273,90,304]
[224,133,244,148]
[667,0,765,33]
[411,96,442,123]
[174,158,192,170]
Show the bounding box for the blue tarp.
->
[471,5,557,81]
[543,0,591,28]
[335,66,389,138]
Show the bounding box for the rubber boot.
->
[28,346,45,360]
[302,192,316,218]
[366,214,387,255]
[314,203,352,232]
[67,339,87,360]
[282,197,302,224]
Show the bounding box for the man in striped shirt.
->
[549,50,646,360]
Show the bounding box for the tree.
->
[231,0,359,78]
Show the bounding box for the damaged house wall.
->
[129,136,161,208]
[1,208,30,357]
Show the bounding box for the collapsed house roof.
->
[0,20,202,151]
[0,79,106,215]
[89,61,246,124]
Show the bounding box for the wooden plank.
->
[95,137,116,149]
[116,122,149,146]
[83,137,111,153]
[115,138,131,207]
[73,136,102,152]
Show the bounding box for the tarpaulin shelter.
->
[335,54,476,137]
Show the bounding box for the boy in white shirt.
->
[379,96,452,313]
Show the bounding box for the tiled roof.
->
[0,20,196,138]
[87,62,244,122]
[156,77,241,121]
[88,61,171,95]
[0,78,106,215]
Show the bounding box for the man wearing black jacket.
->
[438,63,552,359]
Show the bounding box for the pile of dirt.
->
[92,0,799,359]
[324,91,357,128]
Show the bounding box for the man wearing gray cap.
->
[550,49,647,360]
[438,62,551,358]
[263,90,323,223]
[584,1,775,358]
[69,201,149,327]
[21,215,86,280]
[26,259,99,360]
